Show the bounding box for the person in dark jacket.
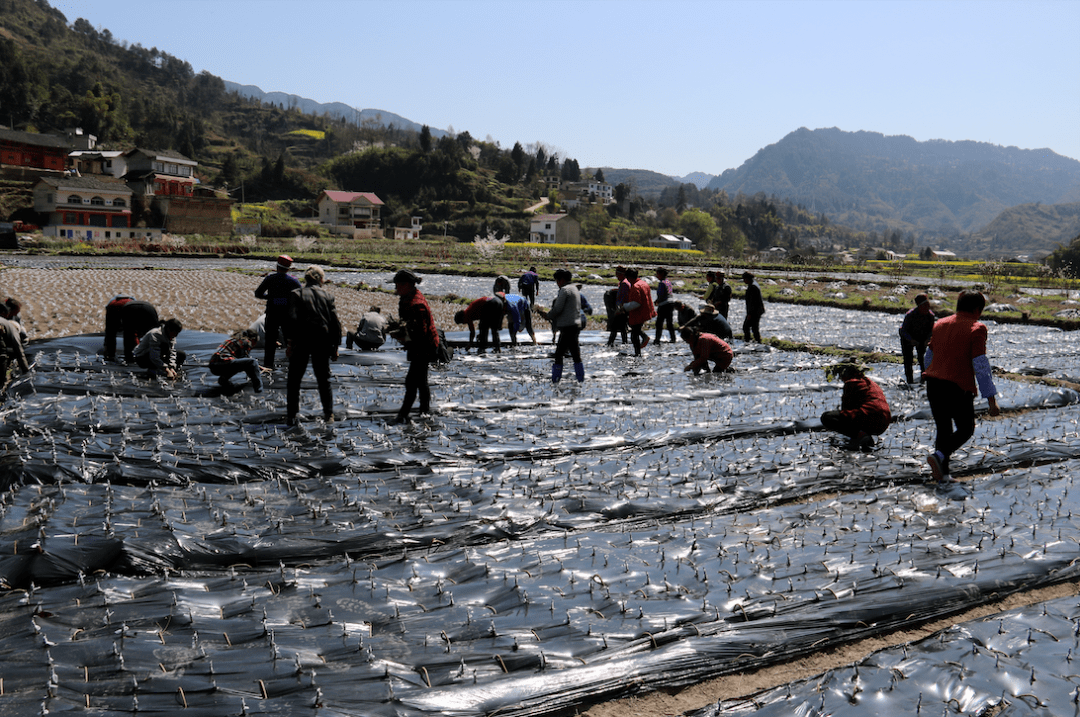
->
[255,254,301,372]
[898,294,936,384]
[682,305,734,340]
[209,329,263,392]
[285,266,342,425]
[741,271,766,342]
[517,267,539,307]
[391,269,440,423]
[103,295,159,363]
[820,362,892,450]
[654,267,677,344]
[713,271,733,318]
[454,295,505,353]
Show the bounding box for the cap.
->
[276,254,293,270]
[390,269,422,285]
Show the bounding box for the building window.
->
[67,195,82,205]
[88,214,107,227]
[113,198,126,207]
[111,215,129,228]
[90,196,105,206]
[64,212,79,224]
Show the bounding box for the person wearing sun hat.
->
[254,254,301,372]
[389,269,440,422]
[820,360,891,450]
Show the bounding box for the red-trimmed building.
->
[317,190,383,238]
[0,128,72,173]
[122,148,198,198]
[32,175,160,242]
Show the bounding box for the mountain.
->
[223,82,447,138]
[965,202,1080,258]
[598,168,681,198]
[708,127,1080,247]
[678,172,715,189]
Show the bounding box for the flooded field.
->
[1,261,1080,716]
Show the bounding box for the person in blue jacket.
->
[500,291,538,345]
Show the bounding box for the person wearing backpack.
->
[284,265,342,425]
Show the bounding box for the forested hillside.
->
[709,127,1080,250]
[967,203,1080,258]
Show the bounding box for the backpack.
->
[431,328,453,364]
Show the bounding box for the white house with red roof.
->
[317,190,383,239]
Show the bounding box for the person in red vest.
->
[390,269,440,423]
[620,267,656,356]
[923,289,1000,481]
[820,361,892,450]
[103,295,159,363]
[680,327,733,374]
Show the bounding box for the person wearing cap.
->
[681,326,734,375]
[923,289,1000,482]
[284,265,342,425]
[619,267,656,356]
[683,304,734,340]
[390,269,440,422]
[654,268,677,344]
[346,306,389,351]
[103,295,159,363]
[820,362,891,450]
[454,295,506,353]
[741,271,766,342]
[255,255,301,372]
[538,269,585,383]
[712,271,733,318]
[133,318,186,379]
[898,293,936,384]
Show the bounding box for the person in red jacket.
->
[820,361,892,450]
[620,267,656,356]
[391,269,440,423]
[923,289,1000,481]
[681,327,733,374]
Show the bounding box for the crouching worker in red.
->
[681,327,733,375]
[820,362,891,450]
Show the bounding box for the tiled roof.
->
[322,191,383,205]
[0,128,72,149]
[37,175,132,193]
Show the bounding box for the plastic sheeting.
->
[1,304,1080,715]
[694,591,1080,716]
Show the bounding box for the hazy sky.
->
[53,0,1080,178]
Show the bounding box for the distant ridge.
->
[708,127,1080,243]
[223,81,447,137]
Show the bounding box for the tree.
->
[595,168,605,183]
[678,209,724,254]
[510,141,525,175]
[419,125,432,153]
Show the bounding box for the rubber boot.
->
[551,363,563,384]
[574,362,585,383]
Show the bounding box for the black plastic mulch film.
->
[2,291,1080,716]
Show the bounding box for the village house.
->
[648,234,695,250]
[32,175,161,241]
[0,128,73,175]
[392,216,423,241]
[530,214,581,244]
[317,190,384,239]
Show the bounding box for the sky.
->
[52,0,1080,179]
